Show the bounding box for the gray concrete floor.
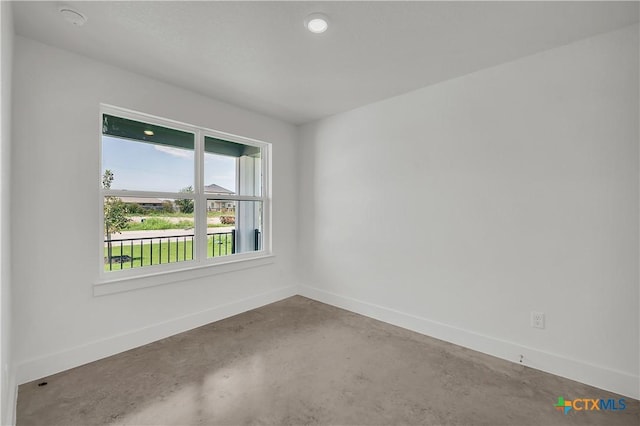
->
[17,296,639,425]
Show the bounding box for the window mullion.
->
[195,129,208,263]
[261,144,270,253]
[103,189,195,199]
[205,195,264,202]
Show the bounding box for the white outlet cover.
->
[531,311,545,329]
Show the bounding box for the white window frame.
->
[96,104,272,290]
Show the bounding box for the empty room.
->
[0,1,638,425]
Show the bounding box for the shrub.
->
[220,216,235,225]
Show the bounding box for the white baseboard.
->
[298,285,640,400]
[4,372,16,426]
[13,283,639,404]
[16,285,297,386]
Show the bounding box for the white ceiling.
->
[12,1,639,124]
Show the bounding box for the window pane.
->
[103,196,195,271]
[102,115,194,193]
[207,200,262,258]
[203,152,236,196]
[204,136,262,197]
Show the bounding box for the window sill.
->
[94,254,275,296]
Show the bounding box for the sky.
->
[102,136,236,193]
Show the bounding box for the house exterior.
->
[205,184,234,211]
[120,197,168,212]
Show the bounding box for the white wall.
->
[8,14,639,411]
[298,25,639,398]
[0,2,14,424]
[11,36,298,384]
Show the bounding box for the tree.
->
[175,186,194,214]
[103,170,130,262]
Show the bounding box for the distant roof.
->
[205,184,234,194]
[119,197,165,204]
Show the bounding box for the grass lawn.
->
[104,234,234,271]
[125,217,194,231]
[123,216,233,231]
[134,211,231,218]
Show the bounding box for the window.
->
[100,106,270,279]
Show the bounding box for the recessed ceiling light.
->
[144,130,154,136]
[304,13,329,34]
[58,6,87,27]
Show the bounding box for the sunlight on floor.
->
[200,354,267,419]
[115,354,266,425]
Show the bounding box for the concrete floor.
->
[17,296,639,425]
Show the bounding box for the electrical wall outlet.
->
[531,311,545,329]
